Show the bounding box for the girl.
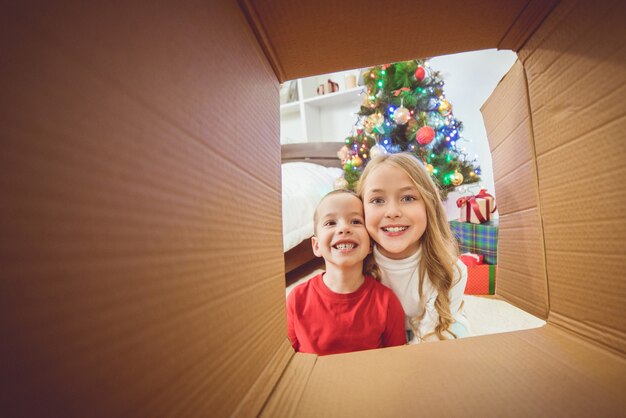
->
[357,153,469,343]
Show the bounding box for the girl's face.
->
[362,163,428,259]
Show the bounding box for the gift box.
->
[450,220,498,265]
[459,253,484,266]
[457,189,496,224]
[465,264,497,295]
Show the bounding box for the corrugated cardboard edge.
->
[231,339,295,417]
[260,351,317,417]
[238,0,286,82]
[498,0,560,51]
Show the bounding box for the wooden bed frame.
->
[282,142,344,273]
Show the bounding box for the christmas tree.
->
[336,59,481,199]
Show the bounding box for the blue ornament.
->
[427,98,439,111]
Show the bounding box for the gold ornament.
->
[337,145,349,161]
[368,113,384,128]
[438,99,452,116]
[365,113,384,134]
[425,163,434,174]
[333,176,349,190]
[451,171,464,186]
[351,155,363,167]
[393,106,411,125]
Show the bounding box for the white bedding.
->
[282,162,344,252]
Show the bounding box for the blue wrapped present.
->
[449,220,499,265]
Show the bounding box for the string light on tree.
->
[338,59,481,197]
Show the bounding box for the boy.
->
[286,190,406,355]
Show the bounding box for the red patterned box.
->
[465,264,497,295]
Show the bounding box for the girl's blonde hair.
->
[313,189,381,279]
[356,153,461,340]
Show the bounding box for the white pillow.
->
[281,162,343,252]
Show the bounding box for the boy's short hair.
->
[313,189,361,236]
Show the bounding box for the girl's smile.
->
[380,225,410,235]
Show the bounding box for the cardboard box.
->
[1,0,625,417]
[450,219,499,264]
[465,264,497,295]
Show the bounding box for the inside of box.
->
[1,0,625,416]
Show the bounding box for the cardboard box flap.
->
[497,209,549,318]
[260,350,317,417]
[284,327,626,417]
[0,2,288,416]
[481,60,549,319]
[520,0,626,356]
[233,339,295,417]
[497,0,560,51]
[240,0,556,82]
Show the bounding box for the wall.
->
[431,49,518,218]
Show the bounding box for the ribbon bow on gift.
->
[456,189,497,224]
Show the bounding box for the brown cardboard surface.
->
[497,0,560,51]
[491,161,538,215]
[489,120,535,186]
[524,6,626,157]
[288,327,626,417]
[233,339,295,417]
[260,350,317,418]
[481,60,549,319]
[0,2,286,416]
[239,0,556,81]
[480,61,528,152]
[2,0,626,416]
[520,0,626,356]
[497,209,548,318]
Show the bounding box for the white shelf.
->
[280,69,364,144]
[303,86,364,108]
[280,101,300,116]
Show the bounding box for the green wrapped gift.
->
[449,220,499,265]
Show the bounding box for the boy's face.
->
[312,193,371,269]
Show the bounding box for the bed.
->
[281,142,344,273]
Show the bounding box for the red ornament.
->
[416,126,435,145]
[415,66,425,81]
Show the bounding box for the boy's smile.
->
[312,193,370,268]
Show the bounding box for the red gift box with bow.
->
[457,189,497,224]
[459,252,496,295]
